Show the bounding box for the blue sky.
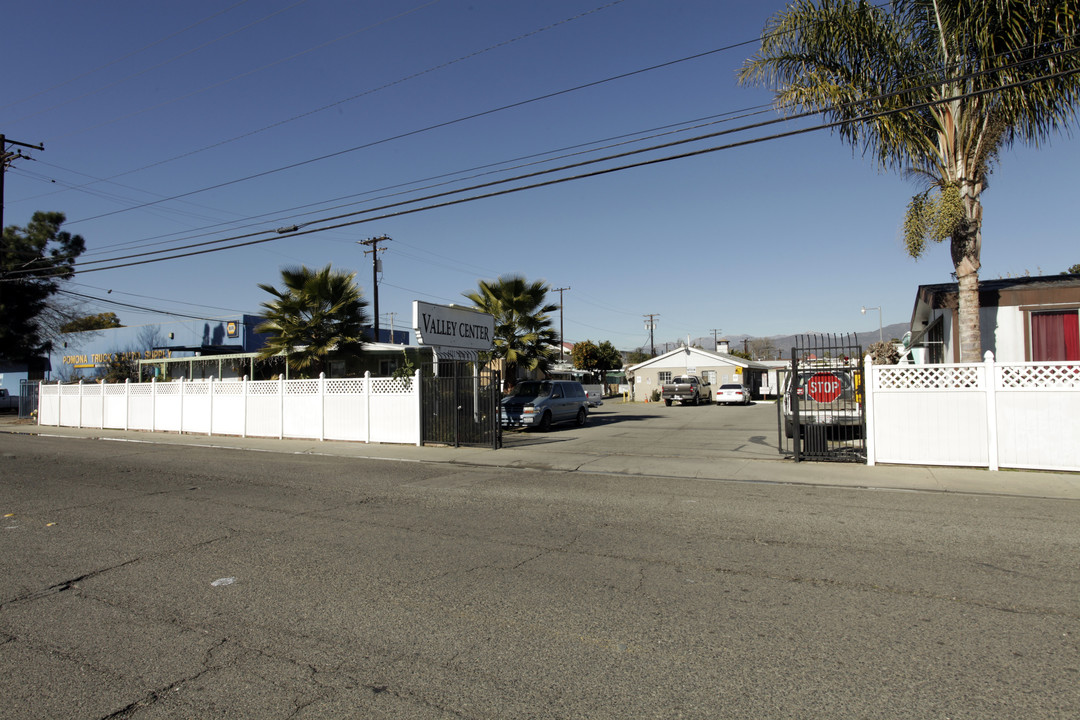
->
[4,0,1078,350]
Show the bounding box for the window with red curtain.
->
[1031,311,1080,361]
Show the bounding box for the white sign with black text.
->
[412,301,494,352]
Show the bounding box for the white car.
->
[715,383,751,405]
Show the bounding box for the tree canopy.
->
[571,339,623,374]
[0,211,86,360]
[60,312,122,334]
[739,0,1080,361]
[255,264,369,378]
[463,274,558,388]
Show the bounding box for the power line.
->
[64,33,757,226]
[8,50,1078,279]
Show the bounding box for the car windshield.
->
[509,381,551,399]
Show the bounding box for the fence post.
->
[242,375,248,438]
[279,376,285,440]
[151,377,157,432]
[984,351,999,471]
[863,355,876,466]
[414,368,422,447]
[77,380,84,429]
[363,371,371,444]
[124,379,130,431]
[208,376,214,437]
[101,379,106,429]
[320,373,327,442]
[178,376,185,434]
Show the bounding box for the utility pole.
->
[709,328,722,352]
[644,314,659,357]
[385,312,397,343]
[357,235,390,341]
[1,134,45,313]
[553,286,570,363]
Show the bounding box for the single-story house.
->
[907,274,1080,363]
[626,345,771,401]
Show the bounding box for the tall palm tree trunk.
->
[953,182,984,363]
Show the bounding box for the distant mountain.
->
[644,322,910,359]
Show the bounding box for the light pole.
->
[861,305,883,344]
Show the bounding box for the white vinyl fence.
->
[38,372,422,446]
[865,353,1080,472]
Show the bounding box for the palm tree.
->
[255,264,370,377]
[739,0,1080,362]
[463,274,559,388]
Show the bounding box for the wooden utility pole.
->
[357,235,390,340]
[644,314,659,356]
[1,134,45,316]
[710,328,722,352]
[553,286,570,362]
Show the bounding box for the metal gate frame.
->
[777,334,866,463]
[18,379,39,420]
[420,363,501,449]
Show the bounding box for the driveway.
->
[502,398,781,463]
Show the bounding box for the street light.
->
[861,305,883,344]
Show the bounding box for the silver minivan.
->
[501,380,590,431]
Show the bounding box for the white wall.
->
[38,373,422,446]
[866,354,1080,471]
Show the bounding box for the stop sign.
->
[806,372,843,403]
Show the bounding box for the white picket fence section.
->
[38,371,422,446]
[865,353,1080,472]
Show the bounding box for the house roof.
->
[626,345,770,373]
[911,274,1080,328]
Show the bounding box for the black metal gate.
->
[18,379,39,420]
[777,334,866,463]
[421,363,501,449]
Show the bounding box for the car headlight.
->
[522,405,535,414]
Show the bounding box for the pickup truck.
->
[660,375,712,406]
[0,388,19,413]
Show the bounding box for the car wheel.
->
[664,399,672,407]
[575,407,587,427]
[536,411,552,432]
[784,419,793,439]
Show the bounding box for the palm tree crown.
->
[739,0,1080,361]
[255,264,370,377]
[463,274,559,387]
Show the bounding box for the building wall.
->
[50,315,267,381]
[632,360,752,400]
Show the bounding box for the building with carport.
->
[626,345,770,401]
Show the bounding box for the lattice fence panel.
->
[286,380,320,395]
[371,378,413,395]
[247,381,279,396]
[877,365,982,390]
[998,363,1080,389]
[326,379,365,395]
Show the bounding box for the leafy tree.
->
[626,349,651,365]
[0,211,86,360]
[747,338,778,361]
[255,264,369,378]
[739,0,1080,362]
[60,312,122,333]
[1066,264,1080,275]
[571,339,622,375]
[463,274,558,389]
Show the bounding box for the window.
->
[379,358,399,376]
[658,371,672,384]
[1031,310,1080,361]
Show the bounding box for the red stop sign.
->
[806,373,843,403]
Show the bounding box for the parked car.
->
[715,383,751,405]
[660,375,712,406]
[501,380,590,431]
[0,388,18,413]
[782,368,862,438]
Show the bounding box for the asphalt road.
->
[1,432,1078,719]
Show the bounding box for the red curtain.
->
[1032,311,1080,361]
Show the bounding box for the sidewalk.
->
[3,415,1079,501]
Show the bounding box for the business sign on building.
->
[413,301,494,356]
